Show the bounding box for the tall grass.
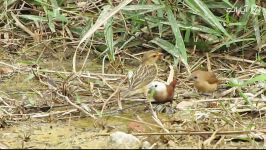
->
[0,0,265,72]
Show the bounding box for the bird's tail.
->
[169,79,179,88]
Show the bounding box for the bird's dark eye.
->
[193,76,198,79]
[155,85,158,87]
[152,55,157,58]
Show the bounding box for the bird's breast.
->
[195,81,218,92]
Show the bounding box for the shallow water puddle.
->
[0,113,169,149]
[1,120,105,148]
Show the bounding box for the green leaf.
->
[4,0,17,7]
[222,0,233,7]
[239,91,252,106]
[105,18,114,61]
[242,74,266,86]
[27,96,36,107]
[47,7,68,22]
[75,94,81,104]
[227,78,244,87]
[151,37,178,58]
[182,25,221,36]
[41,0,49,14]
[184,29,191,43]
[147,87,156,101]
[23,74,35,82]
[153,0,164,37]
[205,1,232,9]
[165,5,188,68]
[54,14,68,22]
[229,74,266,88]
[33,0,46,5]
[122,4,164,11]
[236,0,253,32]
[77,0,133,48]
[47,12,56,32]
[19,15,48,22]
[39,1,56,32]
[211,38,255,52]
[263,8,266,21]
[81,21,93,37]
[253,15,262,51]
[185,0,231,38]
[100,5,115,61]
[50,0,60,17]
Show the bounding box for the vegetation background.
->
[1,0,265,69]
[0,0,265,149]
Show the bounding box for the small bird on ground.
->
[189,70,219,93]
[147,79,178,103]
[121,50,164,97]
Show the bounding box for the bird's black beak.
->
[157,52,164,60]
[188,75,195,81]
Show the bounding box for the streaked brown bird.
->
[122,50,163,97]
[148,79,178,103]
[189,70,219,93]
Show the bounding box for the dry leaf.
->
[89,82,94,92]
[77,2,88,8]
[128,122,146,133]
[0,67,13,75]
[167,65,174,84]
[176,101,195,110]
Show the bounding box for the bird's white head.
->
[148,81,167,92]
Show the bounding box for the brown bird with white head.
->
[189,70,219,93]
[148,79,178,103]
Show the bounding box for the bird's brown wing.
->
[206,72,219,84]
[129,64,157,90]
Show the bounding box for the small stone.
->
[107,131,141,149]
[128,122,146,133]
[141,141,152,149]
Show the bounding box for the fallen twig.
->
[94,130,266,136]
[101,77,127,114]
[56,91,97,119]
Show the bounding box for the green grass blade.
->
[165,5,189,72]
[185,0,231,38]
[150,37,190,73]
[50,0,60,17]
[239,91,252,106]
[263,8,266,21]
[102,5,115,61]
[222,0,233,7]
[253,13,262,51]
[178,24,222,36]
[77,0,133,49]
[151,37,178,57]
[74,0,133,73]
[3,0,17,7]
[50,0,68,22]
[236,0,253,33]
[158,21,222,36]
[205,1,232,9]
[122,4,164,11]
[47,11,56,32]
[19,15,48,22]
[243,74,266,87]
[210,38,256,52]
[153,0,164,37]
